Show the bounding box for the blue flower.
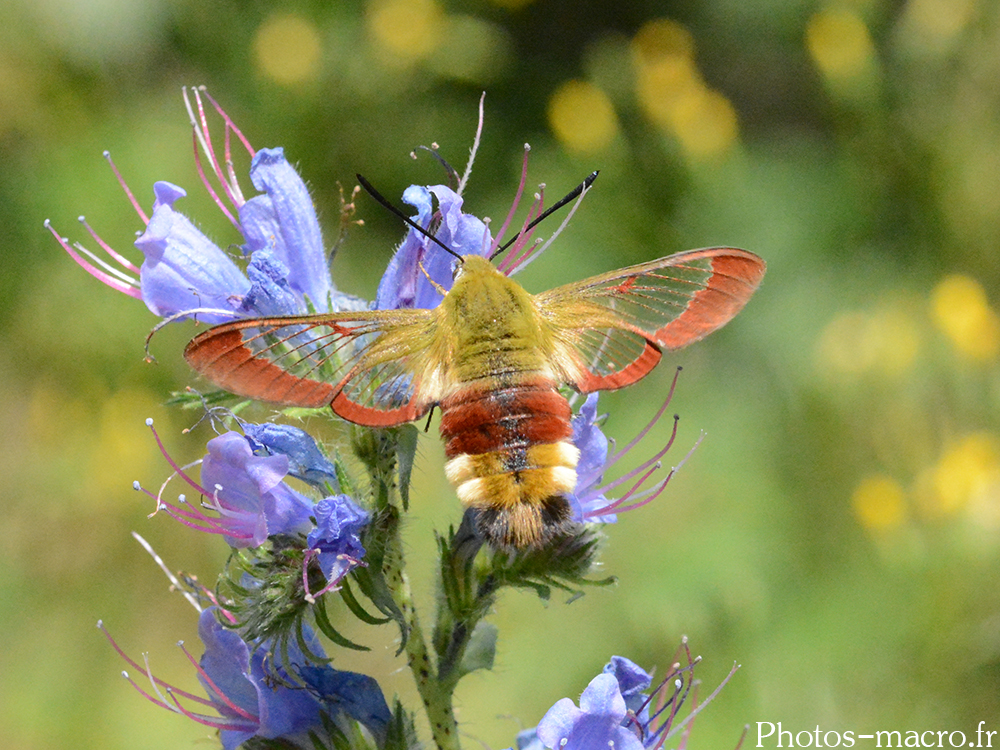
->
[567,394,615,523]
[198,607,334,750]
[140,422,315,548]
[198,608,391,750]
[52,89,351,324]
[375,184,491,310]
[298,664,393,747]
[239,147,332,311]
[602,656,653,718]
[568,372,696,527]
[104,607,390,750]
[535,672,644,750]
[243,422,339,489]
[199,432,316,547]
[306,494,370,584]
[135,181,252,323]
[524,648,734,750]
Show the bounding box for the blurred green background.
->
[4,0,1000,747]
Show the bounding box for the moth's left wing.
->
[183,308,443,426]
[534,247,765,392]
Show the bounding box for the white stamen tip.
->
[145,418,154,426]
[132,481,141,491]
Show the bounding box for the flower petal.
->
[135,182,250,323]
[374,184,492,310]
[537,674,643,750]
[243,422,339,488]
[306,494,370,582]
[240,148,332,311]
[603,656,652,716]
[201,432,314,547]
[239,249,303,316]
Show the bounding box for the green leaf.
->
[458,621,497,677]
[339,578,391,625]
[383,700,422,750]
[395,424,419,511]
[313,594,371,652]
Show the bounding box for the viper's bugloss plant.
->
[53,88,742,750]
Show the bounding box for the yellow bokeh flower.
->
[253,13,323,86]
[929,433,1000,516]
[631,18,738,159]
[547,80,619,154]
[815,304,921,378]
[367,0,444,62]
[806,7,876,82]
[853,474,907,531]
[931,274,1000,362]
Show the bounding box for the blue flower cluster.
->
[60,89,709,750]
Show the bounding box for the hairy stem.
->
[382,509,461,750]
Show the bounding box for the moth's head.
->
[451,254,495,283]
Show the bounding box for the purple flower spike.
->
[240,148,332,311]
[536,673,644,750]
[197,609,342,750]
[54,91,340,326]
[375,184,491,311]
[134,182,250,323]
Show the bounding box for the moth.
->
[184,200,765,550]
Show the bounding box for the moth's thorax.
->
[442,256,553,389]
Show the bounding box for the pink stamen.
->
[167,688,257,732]
[79,215,141,273]
[587,462,664,518]
[585,414,680,498]
[45,220,143,299]
[143,420,255,542]
[490,144,531,257]
[178,641,259,722]
[120,669,179,712]
[608,368,681,466]
[97,621,212,705]
[103,150,149,224]
[200,87,255,159]
[302,550,364,603]
[191,126,241,230]
[497,186,544,275]
[508,176,591,274]
[154,491,254,542]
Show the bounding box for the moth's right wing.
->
[183,308,444,427]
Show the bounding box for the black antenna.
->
[489,170,599,260]
[356,174,464,262]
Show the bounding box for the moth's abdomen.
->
[439,380,580,549]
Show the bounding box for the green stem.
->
[382,514,461,750]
